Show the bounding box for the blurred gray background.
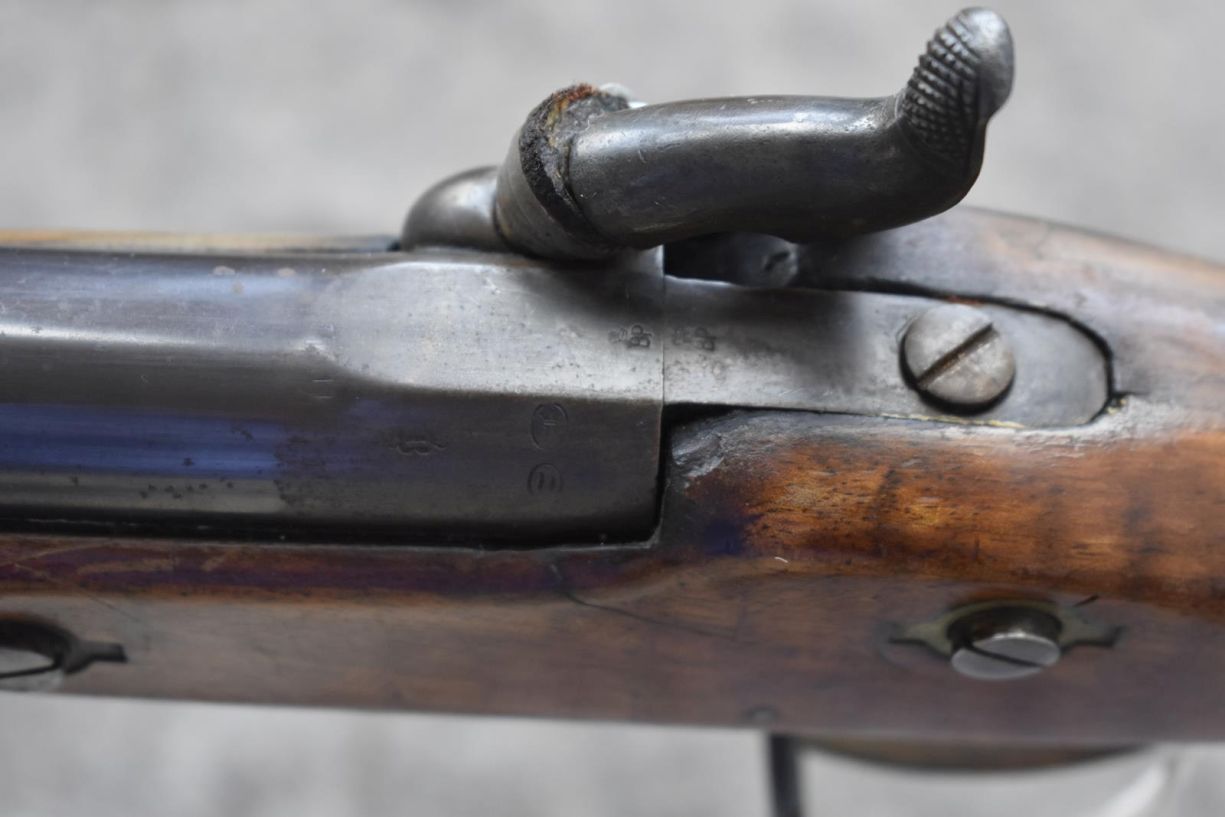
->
[0,1,1220,815]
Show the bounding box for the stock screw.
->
[902,304,1015,409]
[948,607,1062,681]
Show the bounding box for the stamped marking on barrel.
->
[528,463,563,496]
[531,403,568,450]
[609,324,653,349]
[393,431,446,457]
[673,325,716,351]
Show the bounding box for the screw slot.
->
[902,303,1016,410]
[947,606,1063,681]
[891,599,1119,682]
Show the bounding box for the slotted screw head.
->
[902,304,1015,409]
[948,607,1062,682]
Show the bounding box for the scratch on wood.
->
[0,542,110,572]
[547,564,740,642]
[75,558,176,577]
[10,563,148,626]
[202,551,239,573]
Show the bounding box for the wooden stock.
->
[1,208,1220,745]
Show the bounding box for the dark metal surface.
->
[0,247,665,542]
[664,233,802,289]
[487,8,1013,259]
[0,619,124,693]
[663,279,1105,426]
[767,735,803,817]
[492,85,631,260]
[401,167,507,253]
[0,236,1109,540]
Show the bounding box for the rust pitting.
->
[540,83,603,132]
[515,83,629,249]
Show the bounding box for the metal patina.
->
[0,9,1115,544]
[481,8,1014,260]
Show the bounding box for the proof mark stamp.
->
[530,403,568,450]
[527,463,563,496]
[609,324,653,349]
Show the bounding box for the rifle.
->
[0,7,1220,813]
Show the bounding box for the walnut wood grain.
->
[0,207,1219,745]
